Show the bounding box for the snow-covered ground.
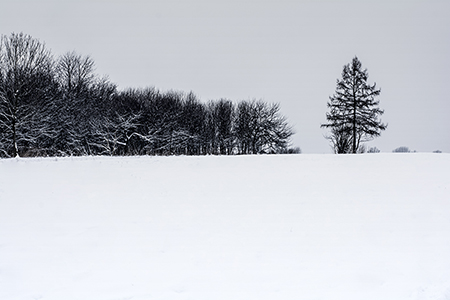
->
[1,154,449,300]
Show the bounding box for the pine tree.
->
[321,57,387,153]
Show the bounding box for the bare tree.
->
[258,102,293,153]
[0,33,297,158]
[90,112,142,156]
[234,100,252,154]
[234,100,293,154]
[56,51,95,97]
[180,92,206,155]
[53,51,117,156]
[205,99,234,155]
[0,33,55,157]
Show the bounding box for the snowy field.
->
[1,154,450,300]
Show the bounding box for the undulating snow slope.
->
[1,154,450,300]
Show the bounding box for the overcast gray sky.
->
[1,0,449,153]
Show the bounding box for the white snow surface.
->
[1,154,450,300]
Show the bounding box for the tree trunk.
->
[12,95,19,157]
[12,117,18,157]
[352,87,357,154]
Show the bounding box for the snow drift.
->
[1,154,449,300]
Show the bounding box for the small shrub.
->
[368,146,380,153]
[357,144,367,154]
[393,146,410,153]
[287,147,301,154]
[277,147,301,154]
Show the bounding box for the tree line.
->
[0,32,295,158]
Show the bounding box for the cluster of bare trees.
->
[0,33,294,158]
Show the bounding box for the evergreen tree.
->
[321,57,386,153]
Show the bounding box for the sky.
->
[1,0,449,153]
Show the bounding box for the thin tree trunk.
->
[12,117,18,157]
[12,95,19,157]
[352,81,357,154]
[352,102,357,153]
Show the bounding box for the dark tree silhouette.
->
[0,32,296,157]
[56,51,95,97]
[321,57,386,154]
[52,51,100,156]
[393,146,410,153]
[205,99,234,155]
[235,100,293,154]
[181,93,206,155]
[0,33,57,157]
